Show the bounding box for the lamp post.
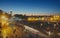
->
[48,31,51,38]
[53,24,57,38]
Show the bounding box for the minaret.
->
[9,11,13,18]
[10,11,12,16]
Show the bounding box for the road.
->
[24,25,48,37]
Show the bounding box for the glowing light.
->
[27,17,39,21]
[1,16,6,19]
[1,15,8,20]
[1,15,8,26]
[41,17,44,20]
[27,17,33,21]
[57,33,60,35]
[2,27,12,38]
[48,31,51,36]
[53,15,60,21]
[50,18,53,21]
[47,31,52,36]
[40,23,43,26]
[56,22,59,25]
[54,24,56,27]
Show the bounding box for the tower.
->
[10,11,13,16]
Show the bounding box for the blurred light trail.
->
[24,25,48,38]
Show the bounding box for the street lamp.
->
[1,15,8,26]
[48,31,51,35]
[48,31,51,38]
[1,15,8,20]
[40,23,43,26]
[53,24,57,38]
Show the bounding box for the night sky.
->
[0,0,60,15]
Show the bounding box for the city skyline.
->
[0,0,60,15]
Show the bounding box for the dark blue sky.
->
[0,0,60,15]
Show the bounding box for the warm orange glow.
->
[27,15,60,22]
[50,18,53,21]
[41,17,44,21]
[2,27,13,38]
[27,17,39,21]
[53,15,60,20]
